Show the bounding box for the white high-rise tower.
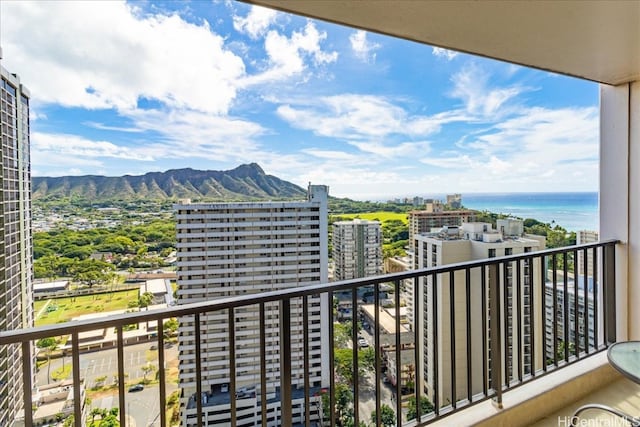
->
[175,185,329,426]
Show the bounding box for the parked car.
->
[221,383,229,393]
[358,338,369,348]
[128,384,144,392]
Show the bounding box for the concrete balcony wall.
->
[601,81,640,342]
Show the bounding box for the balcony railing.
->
[0,240,617,427]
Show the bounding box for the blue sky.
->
[1,1,599,199]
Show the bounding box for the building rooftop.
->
[361,304,409,335]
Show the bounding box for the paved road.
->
[92,383,179,427]
[36,341,178,388]
[358,371,395,422]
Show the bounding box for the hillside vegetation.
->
[33,163,306,202]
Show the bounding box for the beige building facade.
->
[408,209,477,254]
[414,221,545,406]
[0,65,33,426]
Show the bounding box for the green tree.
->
[37,337,56,348]
[334,348,354,384]
[163,318,179,337]
[333,322,351,348]
[371,403,396,426]
[407,396,434,420]
[70,258,114,288]
[139,291,154,309]
[358,347,375,371]
[557,340,576,360]
[37,337,58,384]
[139,291,154,331]
[90,407,105,423]
[321,383,354,425]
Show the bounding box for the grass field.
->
[332,211,409,224]
[34,289,139,326]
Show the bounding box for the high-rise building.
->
[576,230,599,276]
[545,280,596,361]
[0,64,34,426]
[175,185,329,426]
[446,194,462,209]
[414,221,545,405]
[332,219,382,281]
[408,208,477,253]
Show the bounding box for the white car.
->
[221,383,229,393]
[358,338,369,348]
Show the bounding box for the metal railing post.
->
[488,263,503,408]
[352,287,360,426]
[328,291,336,427]
[117,327,126,427]
[194,314,203,427]
[280,298,293,426]
[71,333,81,427]
[260,303,268,426]
[21,341,33,427]
[158,320,167,427]
[603,243,617,344]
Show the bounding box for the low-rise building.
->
[15,379,86,427]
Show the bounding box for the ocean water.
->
[461,192,598,232]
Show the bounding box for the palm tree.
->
[46,340,58,384]
[142,363,155,383]
[139,291,154,332]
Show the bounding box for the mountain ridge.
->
[32,163,307,201]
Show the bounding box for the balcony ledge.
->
[430,352,622,427]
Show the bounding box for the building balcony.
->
[0,240,623,426]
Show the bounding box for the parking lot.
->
[37,341,178,389]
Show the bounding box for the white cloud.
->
[432,47,459,60]
[349,30,380,63]
[348,140,431,158]
[33,132,152,161]
[31,108,267,174]
[420,155,474,169]
[240,22,338,87]
[450,63,525,118]
[233,5,277,39]
[467,106,598,159]
[2,1,245,114]
[301,149,363,161]
[123,108,266,161]
[31,152,106,177]
[419,106,599,192]
[83,122,144,133]
[276,94,446,140]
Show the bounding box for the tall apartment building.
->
[0,65,34,426]
[545,280,596,361]
[332,219,382,281]
[414,221,545,405]
[175,185,330,426]
[447,194,462,209]
[576,230,599,277]
[408,207,476,254]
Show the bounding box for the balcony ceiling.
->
[245,0,640,86]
